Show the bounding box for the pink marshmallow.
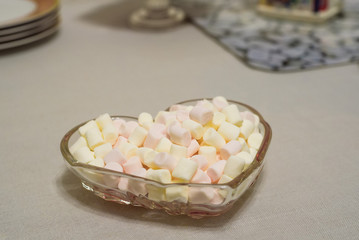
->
[153,152,177,172]
[206,160,226,183]
[189,105,213,125]
[169,104,187,112]
[187,139,200,157]
[113,136,127,148]
[119,121,139,138]
[113,119,126,133]
[176,109,190,122]
[191,169,211,183]
[220,140,242,160]
[189,187,215,204]
[118,178,129,192]
[212,97,228,111]
[143,123,166,149]
[150,123,167,135]
[240,111,256,124]
[103,162,123,187]
[123,156,143,174]
[211,190,225,205]
[167,123,191,147]
[104,148,126,165]
[190,155,209,171]
[155,111,176,125]
[128,168,147,196]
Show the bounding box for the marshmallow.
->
[136,147,152,163]
[79,120,98,136]
[236,151,253,168]
[254,114,260,128]
[189,105,214,125]
[94,142,112,159]
[96,113,113,130]
[127,168,147,196]
[196,99,217,112]
[172,158,198,182]
[223,155,245,178]
[187,139,200,157]
[247,133,263,150]
[169,104,187,112]
[138,112,153,130]
[176,109,190,122]
[123,121,139,138]
[206,160,226,183]
[118,177,129,192]
[128,126,148,147]
[113,136,127,148]
[167,123,191,147]
[220,140,242,160]
[238,138,250,153]
[142,149,158,169]
[73,146,95,163]
[189,187,215,204]
[102,123,118,145]
[212,96,229,111]
[146,169,172,183]
[123,156,143,174]
[85,127,104,150]
[203,128,226,150]
[218,121,241,141]
[191,169,211,183]
[113,118,126,133]
[240,120,254,139]
[218,174,233,184]
[240,111,256,124]
[118,141,137,159]
[104,148,126,165]
[147,186,166,202]
[190,155,209,171]
[88,157,105,168]
[198,146,217,165]
[211,190,225,204]
[211,111,226,129]
[155,111,176,126]
[155,137,172,153]
[249,148,258,162]
[182,119,204,140]
[166,186,188,203]
[143,123,166,149]
[169,144,187,161]
[221,104,243,126]
[103,162,123,187]
[69,136,87,155]
[153,152,177,172]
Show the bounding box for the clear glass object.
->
[60,99,272,218]
[129,0,185,29]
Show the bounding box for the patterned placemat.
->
[177,0,359,72]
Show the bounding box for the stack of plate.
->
[0,0,60,51]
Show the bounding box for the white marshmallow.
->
[155,137,172,153]
[113,118,126,133]
[128,126,148,147]
[176,109,190,122]
[211,111,226,129]
[182,119,204,140]
[104,148,126,165]
[240,111,256,123]
[147,186,166,202]
[153,152,177,172]
[218,121,241,141]
[136,147,153,163]
[220,140,242,160]
[167,123,191,147]
[138,112,153,129]
[142,149,158,169]
[189,187,215,204]
[212,96,229,111]
[85,127,104,150]
[96,113,113,130]
[203,128,226,150]
[94,143,112,159]
[118,141,137,159]
[218,174,233,184]
[221,104,243,126]
[73,146,95,163]
[249,148,258,161]
[102,123,118,145]
[247,133,263,150]
[78,120,98,136]
[189,105,214,125]
[254,114,260,128]
[155,111,176,125]
[172,158,198,182]
[166,186,188,203]
[240,120,255,139]
[237,151,253,168]
[146,169,172,183]
[197,99,217,112]
[238,138,250,153]
[69,136,87,155]
[187,139,200,157]
[206,160,226,183]
[88,157,105,168]
[223,155,245,178]
[198,146,217,165]
[190,155,209,171]
[169,144,187,161]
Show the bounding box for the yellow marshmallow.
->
[128,126,148,147]
[218,121,241,141]
[182,119,204,140]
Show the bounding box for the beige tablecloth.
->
[1,0,358,239]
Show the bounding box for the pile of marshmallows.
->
[69,97,263,204]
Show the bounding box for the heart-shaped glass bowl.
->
[60,99,272,218]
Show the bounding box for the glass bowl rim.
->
[60,98,272,189]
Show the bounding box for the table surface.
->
[1,0,359,239]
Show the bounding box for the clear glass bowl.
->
[60,99,272,218]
